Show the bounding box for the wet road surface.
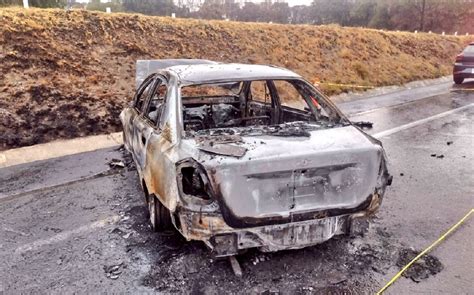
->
[0,80,473,294]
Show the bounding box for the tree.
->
[385,0,472,33]
[0,0,65,7]
[122,0,176,16]
[350,0,377,27]
[197,0,225,20]
[176,0,201,12]
[270,2,290,24]
[367,2,391,29]
[419,0,426,31]
[310,0,355,26]
[289,5,314,24]
[236,2,265,22]
[87,0,123,13]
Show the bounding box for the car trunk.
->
[204,126,384,228]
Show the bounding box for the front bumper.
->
[176,193,382,257]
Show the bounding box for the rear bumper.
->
[176,193,382,257]
[453,64,474,78]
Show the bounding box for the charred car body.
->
[121,60,391,257]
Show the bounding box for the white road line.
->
[0,169,118,204]
[437,133,474,138]
[0,132,122,168]
[373,103,473,139]
[14,215,120,254]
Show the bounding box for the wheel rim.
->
[149,197,156,229]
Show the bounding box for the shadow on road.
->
[451,78,474,91]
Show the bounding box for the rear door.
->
[130,77,159,169]
[122,76,155,152]
[132,76,167,171]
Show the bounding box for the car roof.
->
[136,59,217,88]
[166,63,302,85]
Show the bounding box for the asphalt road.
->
[0,80,473,294]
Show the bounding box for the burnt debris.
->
[397,248,443,282]
[188,121,325,139]
[352,121,373,129]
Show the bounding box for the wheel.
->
[453,76,464,84]
[148,194,172,232]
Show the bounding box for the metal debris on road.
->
[229,256,242,277]
[104,262,124,280]
[251,254,270,265]
[108,159,125,168]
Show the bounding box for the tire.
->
[148,194,172,232]
[453,76,464,84]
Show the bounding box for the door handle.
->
[141,135,146,145]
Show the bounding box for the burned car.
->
[120,59,391,257]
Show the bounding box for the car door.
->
[121,75,155,152]
[132,75,167,172]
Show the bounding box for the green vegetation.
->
[0,0,65,8]
[1,0,472,34]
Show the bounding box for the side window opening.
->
[249,81,271,104]
[135,80,154,113]
[275,80,331,121]
[274,80,307,111]
[247,80,274,123]
[144,80,167,126]
[294,81,334,119]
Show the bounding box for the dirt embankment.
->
[0,8,470,150]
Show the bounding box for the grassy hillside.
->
[0,8,471,150]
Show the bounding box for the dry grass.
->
[0,7,471,150]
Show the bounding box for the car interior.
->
[179,79,336,132]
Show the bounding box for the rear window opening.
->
[181,79,344,136]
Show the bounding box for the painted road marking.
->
[0,169,119,204]
[348,95,437,116]
[0,132,122,168]
[14,215,121,254]
[373,103,473,139]
[451,88,474,92]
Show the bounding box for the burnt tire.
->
[453,76,464,84]
[148,194,172,232]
